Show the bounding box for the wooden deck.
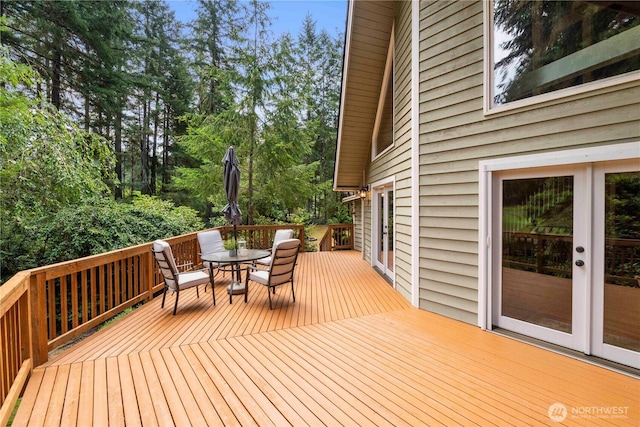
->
[12,251,640,426]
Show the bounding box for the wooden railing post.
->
[29,272,48,367]
[298,225,306,252]
[20,288,32,364]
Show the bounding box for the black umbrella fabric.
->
[222,146,242,246]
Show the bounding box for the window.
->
[489,1,640,109]
[372,26,394,159]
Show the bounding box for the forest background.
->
[0,0,347,283]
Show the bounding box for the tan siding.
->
[418,0,640,324]
[354,205,363,252]
[363,198,371,262]
[393,1,413,304]
[422,237,478,254]
[367,1,413,301]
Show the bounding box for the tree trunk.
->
[114,108,123,199]
[84,97,90,131]
[150,92,160,194]
[248,113,255,225]
[140,103,150,195]
[51,33,62,109]
[162,104,170,186]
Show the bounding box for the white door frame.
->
[490,166,589,351]
[591,160,640,368]
[371,176,395,284]
[479,142,640,366]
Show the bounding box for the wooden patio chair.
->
[254,228,295,267]
[151,240,214,315]
[245,238,300,309]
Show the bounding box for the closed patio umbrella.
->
[222,146,242,247]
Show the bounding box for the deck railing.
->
[319,224,354,251]
[0,224,304,421]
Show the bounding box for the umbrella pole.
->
[233,224,238,252]
[233,224,239,282]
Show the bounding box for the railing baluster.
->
[71,272,79,329]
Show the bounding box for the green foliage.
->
[1,46,115,280]
[36,196,203,267]
[1,6,347,282]
[223,238,237,250]
[605,172,640,239]
[328,203,353,225]
[287,209,313,225]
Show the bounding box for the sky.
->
[167,0,348,38]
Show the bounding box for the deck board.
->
[13,251,640,426]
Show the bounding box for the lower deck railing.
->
[319,224,354,251]
[0,224,305,422]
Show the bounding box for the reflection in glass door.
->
[373,185,394,280]
[501,176,574,333]
[592,166,640,368]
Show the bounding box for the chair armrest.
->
[246,264,261,273]
[176,261,194,272]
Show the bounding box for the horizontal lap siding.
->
[418,0,640,324]
[368,0,413,301]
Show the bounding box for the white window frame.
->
[372,23,395,160]
[483,1,640,116]
[478,142,640,330]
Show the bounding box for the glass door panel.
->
[501,176,574,334]
[603,171,640,353]
[387,190,394,273]
[373,185,394,281]
[377,192,385,266]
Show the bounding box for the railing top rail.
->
[0,271,30,318]
[19,225,307,280]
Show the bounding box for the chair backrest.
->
[269,238,300,286]
[272,228,294,251]
[151,240,179,290]
[198,229,225,255]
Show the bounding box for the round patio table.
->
[201,249,270,303]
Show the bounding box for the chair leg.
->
[291,280,295,302]
[211,281,216,306]
[268,285,273,310]
[196,285,200,298]
[161,286,167,308]
[173,290,179,315]
[206,267,216,293]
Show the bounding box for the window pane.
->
[376,67,394,155]
[493,1,640,105]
